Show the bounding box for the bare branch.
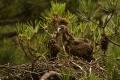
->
[0,32,17,39]
[108,38,120,47]
[70,61,87,77]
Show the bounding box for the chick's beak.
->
[57,27,61,32]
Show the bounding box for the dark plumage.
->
[48,39,60,61]
[57,25,94,62]
[100,33,109,52]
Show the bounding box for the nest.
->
[0,57,107,80]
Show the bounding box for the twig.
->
[70,61,87,77]
[108,38,120,47]
[27,41,37,59]
[0,64,10,68]
[96,64,106,71]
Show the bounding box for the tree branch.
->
[108,38,120,47]
[0,32,17,39]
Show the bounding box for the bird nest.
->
[0,57,108,80]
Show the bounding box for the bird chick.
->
[57,25,94,62]
[48,39,60,61]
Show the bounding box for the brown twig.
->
[103,13,114,29]
[102,0,118,29]
[70,61,87,77]
[0,32,17,40]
